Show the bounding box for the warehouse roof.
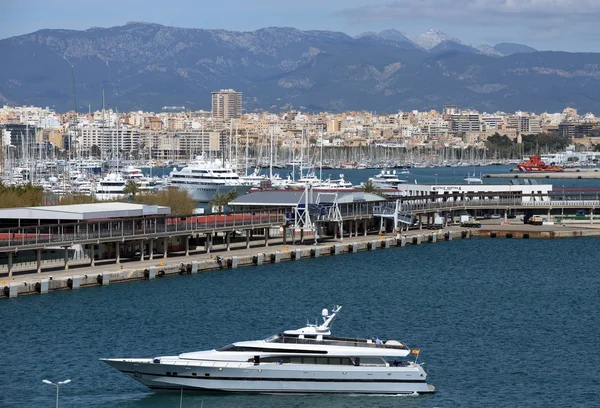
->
[0,202,171,221]
[230,190,386,207]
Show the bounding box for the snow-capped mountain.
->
[477,45,504,57]
[354,29,418,48]
[378,29,414,45]
[413,29,460,50]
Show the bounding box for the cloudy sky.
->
[1,0,598,52]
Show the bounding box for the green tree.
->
[123,180,141,200]
[0,183,44,208]
[134,187,195,215]
[209,191,230,213]
[226,189,239,203]
[359,179,380,194]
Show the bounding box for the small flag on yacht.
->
[411,349,420,355]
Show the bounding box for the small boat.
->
[103,305,434,395]
[464,172,483,184]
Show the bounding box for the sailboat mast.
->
[269,126,274,179]
[245,130,249,177]
[229,118,233,166]
[319,125,323,181]
[235,121,239,173]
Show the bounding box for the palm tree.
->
[225,189,239,203]
[209,191,229,213]
[360,179,380,194]
[123,180,140,201]
[210,189,240,213]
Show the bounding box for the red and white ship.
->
[517,155,564,172]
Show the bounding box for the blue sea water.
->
[2,238,600,408]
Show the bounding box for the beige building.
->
[211,89,242,121]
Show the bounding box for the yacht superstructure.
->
[167,155,251,202]
[366,170,407,189]
[94,173,126,200]
[103,306,434,395]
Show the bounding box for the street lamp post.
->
[43,379,71,408]
[562,185,566,221]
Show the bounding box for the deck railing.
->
[0,209,286,250]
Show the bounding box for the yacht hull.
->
[173,184,252,202]
[103,359,433,395]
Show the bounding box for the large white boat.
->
[121,165,161,192]
[167,155,251,202]
[94,173,126,200]
[365,170,407,189]
[103,306,434,395]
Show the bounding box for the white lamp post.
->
[42,379,71,408]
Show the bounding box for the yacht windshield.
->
[264,334,280,342]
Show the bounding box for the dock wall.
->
[1,230,471,299]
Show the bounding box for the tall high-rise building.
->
[211,89,242,121]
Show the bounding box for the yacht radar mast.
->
[284,305,342,336]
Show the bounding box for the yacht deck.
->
[266,334,409,350]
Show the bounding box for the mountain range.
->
[1,23,600,114]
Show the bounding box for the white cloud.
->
[336,0,600,25]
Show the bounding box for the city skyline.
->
[2,0,600,53]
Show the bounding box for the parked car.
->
[490,214,502,219]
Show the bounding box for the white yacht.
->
[102,306,434,395]
[121,165,158,192]
[320,174,354,190]
[94,173,126,200]
[167,155,252,202]
[365,170,407,189]
[239,168,268,188]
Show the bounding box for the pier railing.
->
[375,198,600,214]
[0,209,286,250]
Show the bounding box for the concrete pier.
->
[3,222,600,299]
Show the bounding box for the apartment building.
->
[211,89,242,121]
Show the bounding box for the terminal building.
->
[398,182,553,203]
[0,203,174,269]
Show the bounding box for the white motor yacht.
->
[102,306,434,395]
[365,170,407,189]
[121,165,158,192]
[95,173,126,200]
[167,155,252,202]
[320,174,354,189]
[239,168,268,188]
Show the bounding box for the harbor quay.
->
[1,226,473,299]
[485,170,600,179]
